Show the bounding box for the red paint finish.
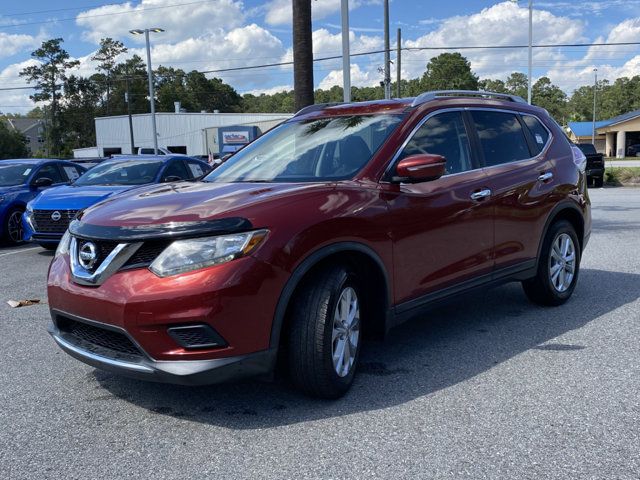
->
[47,95,591,379]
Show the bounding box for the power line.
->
[0,0,219,29]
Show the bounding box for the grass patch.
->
[605,167,640,186]
[605,157,640,161]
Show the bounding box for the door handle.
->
[470,188,492,201]
[538,172,553,182]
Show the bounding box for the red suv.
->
[47,91,591,398]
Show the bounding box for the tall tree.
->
[109,55,149,116]
[505,72,528,99]
[421,53,479,91]
[92,38,128,115]
[532,77,567,121]
[59,75,101,154]
[479,78,508,93]
[19,38,79,156]
[292,0,314,110]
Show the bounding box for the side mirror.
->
[32,177,53,187]
[163,175,183,183]
[393,154,446,183]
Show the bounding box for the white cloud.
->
[264,0,381,26]
[76,0,245,44]
[243,84,292,95]
[0,60,40,113]
[319,63,379,90]
[0,32,42,60]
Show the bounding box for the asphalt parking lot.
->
[1,188,639,479]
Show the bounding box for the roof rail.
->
[294,102,345,116]
[411,90,527,107]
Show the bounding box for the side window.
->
[522,115,550,155]
[33,164,65,184]
[61,165,83,182]
[399,111,473,175]
[186,161,208,179]
[470,110,532,167]
[162,160,190,180]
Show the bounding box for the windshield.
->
[73,159,164,186]
[577,144,597,155]
[0,163,32,187]
[204,114,404,183]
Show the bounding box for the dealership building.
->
[567,109,640,157]
[74,106,291,158]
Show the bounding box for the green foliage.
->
[421,53,479,91]
[0,121,29,159]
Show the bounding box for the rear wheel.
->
[522,220,581,306]
[593,176,604,188]
[287,265,362,398]
[2,208,24,245]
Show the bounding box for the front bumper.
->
[48,314,275,385]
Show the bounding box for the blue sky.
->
[2,0,640,113]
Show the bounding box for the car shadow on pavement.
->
[94,268,640,429]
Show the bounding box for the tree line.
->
[3,39,640,158]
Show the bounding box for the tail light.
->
[571,145,587,173]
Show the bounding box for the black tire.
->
[2,207,25,245]
[39,243,57,251]
[287,264,362,399]
[522,220,581,306]
[594,176,604,188]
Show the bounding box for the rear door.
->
[383,110,495,307]
[468,109,555,271]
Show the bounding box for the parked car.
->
[47,91,591,398]
[23,155,211,249]
[0,159,86,245]
[576,143,605,187]
[626,144,640,157]
[137,147,173,155]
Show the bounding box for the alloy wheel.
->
[7,211,24,244]
[331,286,360,377]
[548,233,576,292]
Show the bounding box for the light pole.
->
[592,68,598,145]
[340,0,351,103]
[527,0,532,104]
[511,0,533,104]
[130,27,164,154]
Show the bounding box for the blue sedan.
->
[23,155,212,248]
[0,159,86,245]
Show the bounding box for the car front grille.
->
[57,316,143,359]
[122,241,171,269]
[33,209,79,233]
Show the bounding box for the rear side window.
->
[162,160,190,180]
[34,164,65,184]
[470,110,532,167]
[399,111,473,175]
[522,115,550,154]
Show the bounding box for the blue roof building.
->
[567,109,640,158]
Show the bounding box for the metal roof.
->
[568,108,640,136]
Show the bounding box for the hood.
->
[79,181,334,227]
[31,184,135,210]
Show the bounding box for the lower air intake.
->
[167,324,227,349]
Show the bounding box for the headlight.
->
[55,230,71,258]
[0,195,5,204]
[25,202,35,230]
[149,229,268,277]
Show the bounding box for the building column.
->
[605,132,615,158]
[616,130,626,158]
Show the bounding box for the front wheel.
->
[522,220,581,306]
[2,208,25,245]
[287,265,362,398]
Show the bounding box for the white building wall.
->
[95,112,291,156]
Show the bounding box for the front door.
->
[382,110,495,307]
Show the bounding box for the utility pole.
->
[396,28,402,98]
[592,68,598,145]
[130,28,164,154]
[527,0,533,104]
[341,0,351,103]
[292,0,314,110]
[125,72,135,154]
[383,0,391,99]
